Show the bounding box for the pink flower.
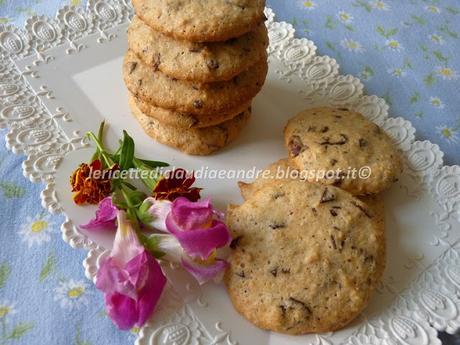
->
[140,197,172,232]
[181,256,228,285]
[96,211,166,330]
[80,197,117,231]
[165,197,231,260]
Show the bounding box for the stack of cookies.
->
[123,0,268,155]
[225,107,403,335]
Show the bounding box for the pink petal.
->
[171,197,213,231]
[97,250,167,330]
[96,257,137,300]
[111,211,144,266]
[80,197,118,231]
[181,256,228,285]
[166,216,231,260]
[136,253,167,326]
[144,197,171,232]
[105,293,138,330]
[125,251,150,290]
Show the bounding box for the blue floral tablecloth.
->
[0,1,459,345]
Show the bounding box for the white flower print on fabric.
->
[302,1,317,10]
[388,68,407,78]
[337,11,353,23]
[429,33,444,45]
[54,279,91,310]
[18,214,54,248]
[385,39,403,51]
[437,126,459,144]
[0,300,17,320]
[425,5,441,14]
[341,38,365,53]
[371,1,390,11]
[430,96,445,109]
[435,66,459,80]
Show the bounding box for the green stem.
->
[86,132,114,168]
[120,188,134,209]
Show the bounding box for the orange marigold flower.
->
[70,160,115,205]
[153,169,201,202]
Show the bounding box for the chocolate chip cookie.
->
[284,107,403,195]
[132,0,266,42]
[238,158,385,225]
[225,179,385,334]
[129,95,251,155]
[124,50,268,115]
[128,16,269,82]
[132,94,252,129]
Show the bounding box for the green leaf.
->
[439,24,458,39]
[75,323,92,345]
[126,208,139,228]
[376,26,385,36]
[140,234,165,259]
[446,7,459,15]
[86,130,113,168]
[39,254,56,282]
[0,261,11,288]
[0,181,25,199]
[137,159,169,169]
[376,26,398,38]
[411,14,427,25]
[136,199,154,226]
[382,91,392,107]
[119,130,135,170]
[403,57,413,69]
[325,41,336,51]
[386,28,398,37]
[5,322,34,340]
[112,186,146,210]
[362,66,374,78]
[344,24,355,32]
[91,121,106,162]
[433,50,449,63]
[325,16,336,29]
[424,73,436,86]
[410,92,420,104]
[132,158,162,191]
[352,0,372,12]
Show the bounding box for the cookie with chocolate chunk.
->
[238,159,386,223]
[132,0,266,42]
[284,107,403,195]
[132,94,252,129]
[128,16,269,82]
[129,96,250,155]
[123,50,267,115]
[238,158,291,199]
[225,179,385,334]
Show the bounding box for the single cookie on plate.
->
[123,50,268,115]
[128,16,269,83]
[238,158,385,226]
[132,94,252,129]
[284,107,403,195]
[238,158,292,200]
[132,0,266,42]
[225,179,385,334]
[129,96,251,155]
